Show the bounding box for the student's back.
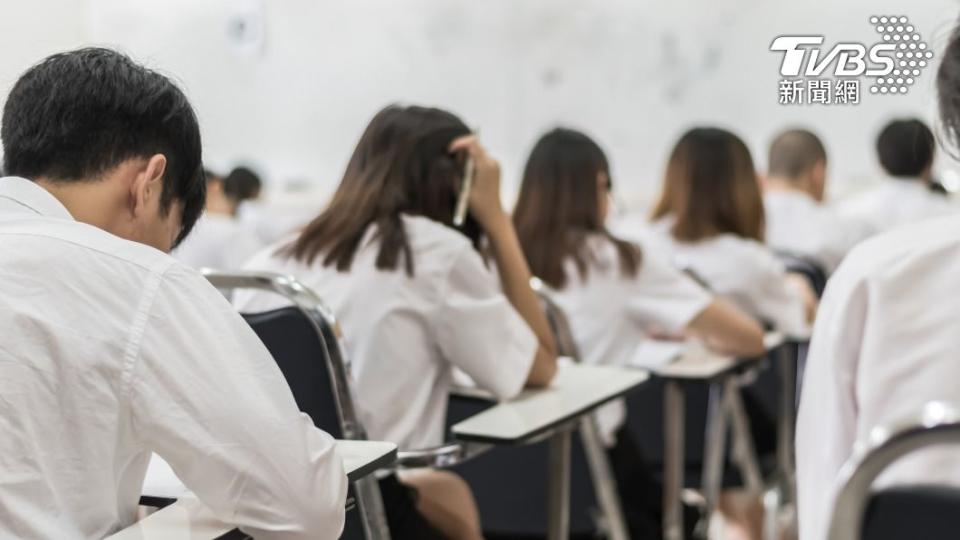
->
[0,49,345,540]
[796,213,960,540]
[237,213,533,449]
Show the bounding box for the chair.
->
[828,402,960,540]
[774,251,828,297]
[203,270,389,540]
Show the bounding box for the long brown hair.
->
[513,127,641,289]
[282,105,481,275]
[651,127,765,242]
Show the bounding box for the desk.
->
[651,334,783,540]
[452,363,649,540]
[126,440,397,540]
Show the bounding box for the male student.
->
[0,48,346,539]
[173,168,262,269]
[838,118,957,234]
[796,30,960,540]
[763,128,870,273]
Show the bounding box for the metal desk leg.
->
[354,476,392,540]
[698,380,728,539]
[724,379,763,494]
[579,418,630,540]
[664,380,685,540]
[777,344,798,500]
[547,427,572,540]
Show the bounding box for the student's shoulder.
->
[400,214,477,267]
[712,233,777,262]
[13,217,180,276]
[835,214,960,285]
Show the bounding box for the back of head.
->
[1,47,205,245]
[223,166,262,204]
[653,127,764,242]
[514,127,639,288]
[768,129,826,181]
[286,104,475,275]
[875,118,935,178]
[939,23,960,155]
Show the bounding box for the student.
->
[235,105,558,540]
[513,127,766,537]
[172,168,262,269]
[796,27,960,540]
[763,128,871,274]
[643,127,816,336]
[838,118,956,234]
[224,165,263,206]
[0,49,346,539]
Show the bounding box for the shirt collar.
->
[0,176,75,221]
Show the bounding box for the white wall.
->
[2,0,960,210]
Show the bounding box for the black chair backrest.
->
[862,485,960,540]
[242,307,344,439]
[775,251,828,297]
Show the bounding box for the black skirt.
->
[377,474,447,540]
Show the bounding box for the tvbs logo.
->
[771,16,933,103]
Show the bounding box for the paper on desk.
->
[629,340,686,369]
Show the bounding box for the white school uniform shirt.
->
[234,214,537,450]
[763,189,871,274]
[836,178,958,235]
[0,177,346,540]
[796,214,960,540]
[172,212,262,270]
[551,234,712,444]
[638,217,808,337]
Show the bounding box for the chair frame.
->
[827,401,960,540]
[204,270,391,540]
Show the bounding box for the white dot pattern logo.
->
[872,15,933,94]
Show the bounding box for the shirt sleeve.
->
[429,246,538,401]
[795,266,865,540]
[625,250,713,332]
[127,264,347,540]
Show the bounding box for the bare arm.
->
[686,298,766,357]
[449,135,557,387]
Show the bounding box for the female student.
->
[234,105,556,540]
[513,127,765,538]
[644,127,817,336]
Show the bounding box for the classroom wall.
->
[1,0,959,211]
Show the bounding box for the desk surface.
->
[143,439,397,499]
[451,363,649,444]
[651,332,784,381]
[105,497,235,540]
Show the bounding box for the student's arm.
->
[449,136,557,387]
[685,298,766,357]
[128,265,347,540]
[625,249,764,356]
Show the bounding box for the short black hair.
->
[223,166,262,203]
[2,47,205,246]
[939,22,960,156]
[768,129,826,180]
[875,119,935,178]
